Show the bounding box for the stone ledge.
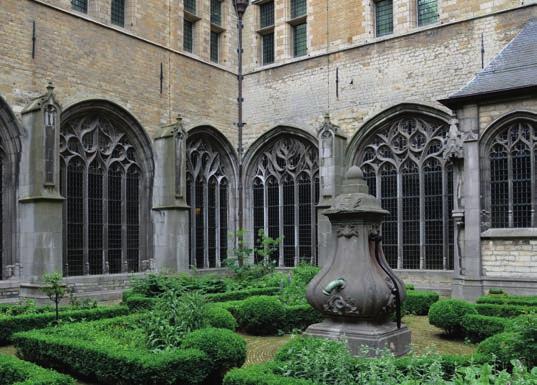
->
[481,228,537,239]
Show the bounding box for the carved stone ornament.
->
[443,118,464,161]
[335,224,360,238]
[174,115,187,199]
[323,295,360,316]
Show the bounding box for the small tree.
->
[42,272,66,322]
[255,229,282,267]
[232,228,253,268]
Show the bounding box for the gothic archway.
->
[186,127,238,269]
[60,101,153,276]
[351,107,454,270]
[245,128,319,267]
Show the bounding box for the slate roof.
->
[441,19,537,107]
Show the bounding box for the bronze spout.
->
[322,278,346,296]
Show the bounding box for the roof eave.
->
[439,85,537,109]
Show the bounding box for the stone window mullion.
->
[507,151,514,227]
[103,167,109,274]
[442,165,448,270]
[120,170,127,273]
[278,180,284,267]
[418,160,425,270]
[396,169,403,269]
[216,180,221,267]
[531,146,536,227]
[82,166,90,275]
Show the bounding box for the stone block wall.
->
[482,239,537,279]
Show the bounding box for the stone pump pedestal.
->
[305,166,411,356]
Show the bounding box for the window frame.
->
[210,30,220,63]
[374,0,394,37]
[111,0,126,27]
[257,0,276,66]
[416,0,439,27]
[71,0,88,13]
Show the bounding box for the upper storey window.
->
[111,0,125,27]
[375,0,393,37]
[417,0,438,26]
[260,1,275,29]
[184,0,196,15]
[290,0,307,19]
[71,0,88,13]
[290,0,307,58]
[211,0,222,25]
[184,0,199,54]
[259,1,275,65]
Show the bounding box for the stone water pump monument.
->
[306,166,411,356]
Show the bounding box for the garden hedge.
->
[224,364,314,385]
[0,305,129,345]
[461,314,512,342]
[0,354,75,385]
[476,295,537,307]
[402,290,439,315]
[475,303,537,318]
[428,299,477,336]
[13,322,245,385]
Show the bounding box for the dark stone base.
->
[304,319,411,357]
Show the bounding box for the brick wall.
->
[482,239,537,278]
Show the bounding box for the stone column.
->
[152,115,190,273]
[317,113,347,267]
[18,82,64,293]
[451,105,484,300]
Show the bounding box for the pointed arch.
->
[348,104,454,271]
[186,126,238,269]
[244,126,319,266]
[60,100,153,276]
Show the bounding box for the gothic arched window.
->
[250,136,319,267]
[60,113,148,276]
[356,115,454,270]
[485,119,537,228]
[186,136,235,269]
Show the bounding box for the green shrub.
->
[428,299,477,336]
[206,304,238,330]
[402,290,439,315]
[124,294,156,311]
[477,295,537,307]
[291,264,320,285]
[182,327,247,382]
[510,315,537,368]
[206,287,280,303]
[461,314,511,342]
[405,284,415,290]
[236,296,286,335]
[0,305,128,345]
[477,332,521,369]
[0,353,75,385]
[224,364,314,385]
[282,305,322,332]
[488,288,506,295]
[475,303,537,318]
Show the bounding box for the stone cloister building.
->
[1,0,537,301]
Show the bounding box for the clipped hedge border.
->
[475,303,537,318]
[476,295,537,307]
[402,290,439,315]
[0,354,75,385]
[224,364,314,385]
[461,314,512,342]
[0,305,129,345]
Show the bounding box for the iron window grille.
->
[0,152,3,279]
[71,0,88,13]
[60,115,143,276]
[111,0,125,27]
[184,0,196,15]
[375,0,393,37]
[293,23,307,57]
[184,19,194,53]
[251,137,320,267]
[358,115,454,270]
[485,119,537,229]
[210,31,220,63]
[290,0,307,19]
[262,33,275,65]
[417,0,438,27]
[186,138,232,269]
[260,1,275,29]
[211,0,222,25]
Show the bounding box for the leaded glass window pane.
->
[417,0,438,26]
[208,179,217,268]
[375,0,393,37]
[88,161,103,275]
[490,144,509,227]
[108,164,123,274]
[72,0,88,13]
[260,1,275,28]
[262,33,275,65]
[127,167,140,273]
[291,0,307,18]
[210,31,220,63]
[184,19,194,53]
[0,156,3,278]
[66,159,84,276]
[111,0,125,27]
[251,137,319,267]
[211,0,222,25]
[220,179,228,263]
[293,23,307,57]
[184,0,196,14]
[357,115,454,270]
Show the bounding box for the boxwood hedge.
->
[476,295,537,307]
[0,354,75,385]
[461,314,512,342]
[475,303,537,318]
[402,290,439,315]
[0,305,129,345]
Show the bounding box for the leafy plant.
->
[428,299,477,336]
[255,229,282,265]
[42,273,66,322]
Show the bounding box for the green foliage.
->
[451,361,537,385]
[282,305,323,332]
[206,287,281,303]
[182,327,247,382]
[42,272,66,321]
[224,364,314,385]
[405,284,416,291]
[255,229,283,264]
[475,303,537,318]
[130,273,231,298]
[510,315,537,368]
[206,304,238,330]
[0,305,128,345]
[488,288,506,295]
[230,228,253,269]
[143,290,208,351]
[291,264,320,285]
[461,314,511,342]
[274,337,356,385]
[477,332,521,369]
[124,293,156,311]
[237,296,286,335]
[0,353,75,385]
[0,300,51,317]
[477,295,537,307]
[279,264,320,306]
[402,290,439,316]
[428,299,477,336]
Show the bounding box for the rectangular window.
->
[210,31,220,63]
[184,19,194,53]
[111,0,125,27]
[71,0,88,13]
[184,0,196,15]
[211,0,222,25]
[290,0,307,19]
[293,23,307,57]
[375,0,393,37]
[260,1,275,29]
[417,0,438,26]
[262,33,275,65]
